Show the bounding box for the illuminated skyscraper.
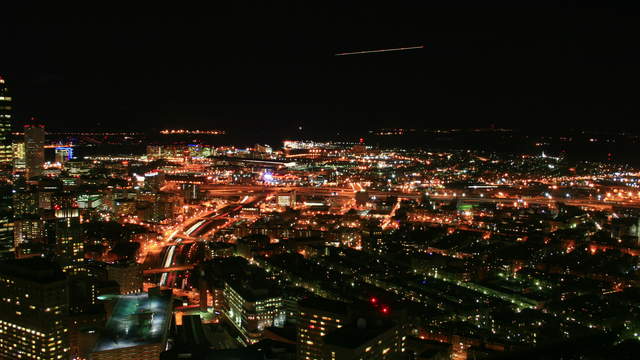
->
[12,141,25,172]
[0,258,70,360]
[0,76,12,168]
[0,77,15,258]
[24,124,45,179]
[0,184,13,258]
[50,207,84,275]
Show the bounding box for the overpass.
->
[201,184,627,209]
[202,184,356,197]
[211,156,297,168]
[144,265,195,275]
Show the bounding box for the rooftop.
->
[227,279,281,302]
[0,258,66,283]
[93,293,173,353]
[298,296,349,316]
[323,320,395,349]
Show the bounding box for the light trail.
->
[160,245,177,286]
[184,220,205,236]
[335,45,424,56]
[381,197,402,229]
[163,246,176,268]
[166,229,180,242]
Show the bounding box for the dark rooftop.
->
[227,279,281,302]
[323,320,395,349]
[161,347,266,360]
[0,258,66,283]
[298,296,350,316]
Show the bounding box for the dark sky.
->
[2,2,640,137]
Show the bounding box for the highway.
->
[147,184,634,287]
[200,184,629,210]
[147,196,263,288]
[144,265,195,275]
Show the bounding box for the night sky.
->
[2,3,640,136]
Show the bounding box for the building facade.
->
[0,258,70,360]
[12,142,25,172]
[297,297,349,360]
[0,76,12,167]
[323,321,408,360]
[14,216,44,257]
[51,208,85,274]
[0,184,14,258]
[224,281,284,343]
[24,124,45,179]
[107,262,143,294]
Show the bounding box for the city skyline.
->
[2,4,640,360]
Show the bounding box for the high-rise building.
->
[0,77,13,259]
[24,124,45,179]
[0,258,70,360]
[13,187,38,217]
[182,183,201,203]
[106,261,143,294]
[224,280,285,343]
[37,178,63,210]
[14,215,44,257]
[143,171,165,191]
[12,141,25,172]
[49,207,84,274]
[322,320,408,360]
[137,191,175,223]
[0,184,14,258]
[297,297,350,360]
[0,76,12,168]
[54,146,73,164]
[12,180,39,258]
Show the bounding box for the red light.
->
[309,325,315,329]
[359,138,364,143]
[381,306,389,314]
[370,297,377,304]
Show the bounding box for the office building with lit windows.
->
[0,258,70,360]
[224,280,285,343]
[13,182,38,217]
[0,184,14,258]
[297,297,349,360]
[14,215,44,257]
[0,77,13,257]
[323,320,408,360]
[0,76,12,168]
[106,261,143,294]
[24,124,45,179]
[50,208,84,274]
[12,142,25,172]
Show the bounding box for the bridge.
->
[144,265,195,275]
[200,184,628,209]
[202,184,356,197]
[211,156,297,168]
